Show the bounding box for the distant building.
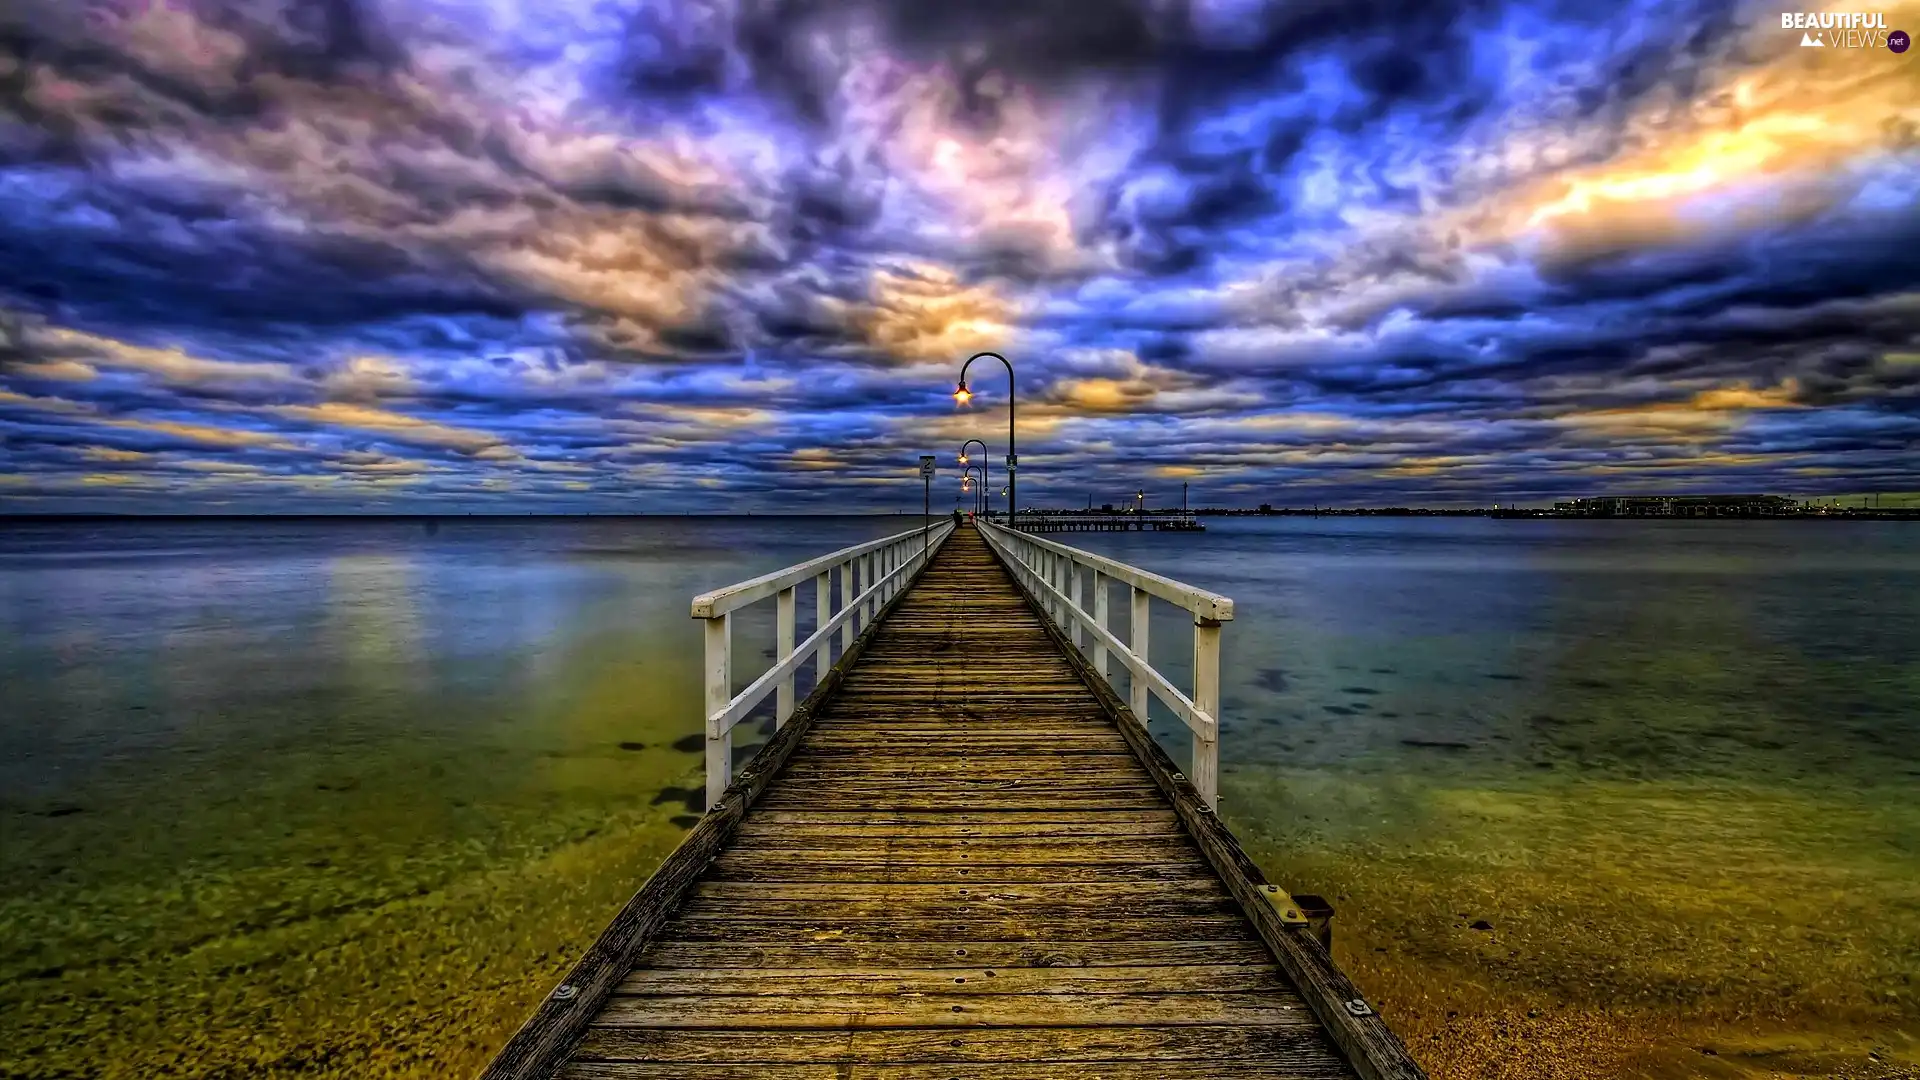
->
[1553,494,1799,518]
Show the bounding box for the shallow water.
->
[1067,517,1920,1078]
[0,516,906,1080]
[1,515,1915,1078]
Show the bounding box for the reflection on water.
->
[0,516,907,1080]
[1,515,1914,1079]
[1069,517,1920,1079]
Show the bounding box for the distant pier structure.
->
[1009,511,1205,532]
[1552,494,1798,518]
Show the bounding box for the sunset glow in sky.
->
[1,0,1917,511]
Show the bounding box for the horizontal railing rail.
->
[978,518,1233,806]
[690,521,956,809]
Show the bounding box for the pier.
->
[481,522,1424,1080]
[1006,511,1205,532]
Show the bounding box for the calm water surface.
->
[1073,517,1920,1078]
[2,516,1915,1079]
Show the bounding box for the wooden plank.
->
[673,897,1241,922]
[731,820,1185,839]
[632,940,1278,970]
[774,764,1150,781]
[706,853,1213,880]
[775,745,1136,753]
[564,1063,1351,1080]
[742,809,1178,826]
[702,841,1202,863]
[764,779,1159,793]
[749,796,1172,811]
[683,887,1236,910]
[795,739,1132,753]
[658,915,1260,943]
[780,747,1142,760]
[685,878,1225,897]
[616,964,1287,996]
[592,992,1315,1028]
[753,782,1167,797]
[569,1025,1346,1070]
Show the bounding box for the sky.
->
[0,0,1917,513]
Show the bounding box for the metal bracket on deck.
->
[1262,886,1337,949]
[1259,884,1310,926]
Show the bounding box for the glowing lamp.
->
[953,381,972,405]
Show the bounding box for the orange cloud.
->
[79,446,150,463]
[36,326,297,388]
[1689,380,1805,411]
[858,263,1015,363]
[272,402,509,454]
[1505,33,1920,247]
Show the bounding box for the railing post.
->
[1039,548,1051,618]
[1043,550,1056,620]
[1130,586,1149,719]
[853,557,864,633]
[1058,556,1069,626]
[1066,558,1081,648]
[1092,570,1108,677]
[839,561,854,653]
[775,585,795,727]
[815,570,831,679]
[1193,616,1221,809]
[703,612,731,812]
[1050,550,1062,622]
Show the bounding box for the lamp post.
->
[961,464,983,518]
[959,439,989,521]
[954,352,1015,526]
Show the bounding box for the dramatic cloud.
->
[1,0,1916,510]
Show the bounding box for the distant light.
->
[953,382,972,405]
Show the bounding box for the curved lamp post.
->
[961,464,984,518]
[959,439,989,520]
[954,352,1015,524]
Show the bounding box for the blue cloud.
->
[0,0,1916,511]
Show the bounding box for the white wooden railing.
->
[690,521,957,809]
[978,518,1234,807]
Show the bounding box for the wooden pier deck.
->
[482,525,1423,1080]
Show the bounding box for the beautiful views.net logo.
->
[1781,11,1908,49]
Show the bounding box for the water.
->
[0,516,909,1080]
[1,516,1915,1078]
[1068,517,1920,1078]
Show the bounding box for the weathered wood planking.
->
[481,525,1423,1080]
